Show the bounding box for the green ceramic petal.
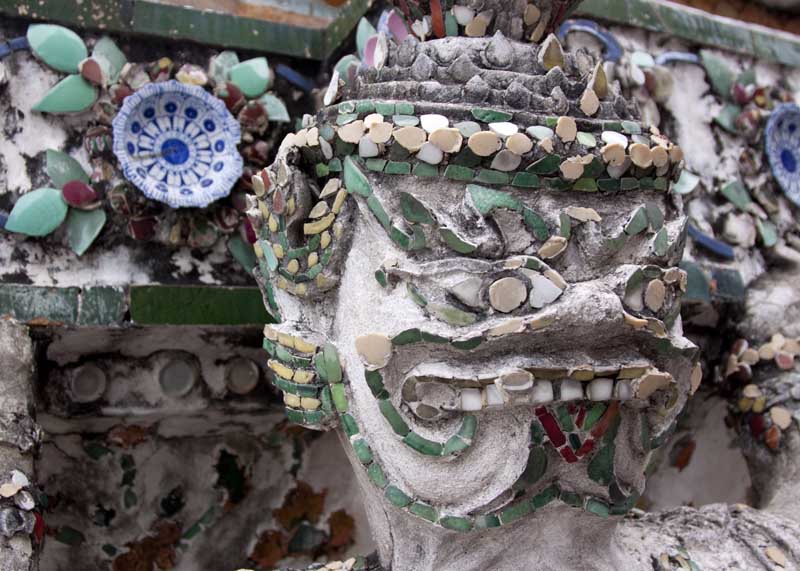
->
[208,50,239,84]
[67,208,106,256]
[5,188,68,237]
[47,149,89,188]
[229,57,272,98]
[92,37,127,83]
[33,75,98,114]
[259,94,290,123]
[356,18,377,60]
[672,170,700,195]
[700,49,735,100]
[228,235,257,273]
[27,24,87,73]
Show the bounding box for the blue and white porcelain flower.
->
[112,80,243,208]
[766,103,800,208]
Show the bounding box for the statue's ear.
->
[263,325,343,431]
[247,132,356,321]
[248,130,355,430]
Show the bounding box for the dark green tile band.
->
[130,286,272,325]
[0,0,369,61]
[578,0,800,68]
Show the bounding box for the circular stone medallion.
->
[766,103,800,208]
[112,80,243,208]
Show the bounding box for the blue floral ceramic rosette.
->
[112,80,243,208]
[766,103,800,208]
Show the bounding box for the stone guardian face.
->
[248,0,699,556]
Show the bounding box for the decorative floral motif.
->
[766,103,800,208]
[112,81,243,208]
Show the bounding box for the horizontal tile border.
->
[0,283,275,326]
[577,0,800,67]
[0,0,369,61]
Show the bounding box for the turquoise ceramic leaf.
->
[228,235,257,273]
[67,208,106,256]
[46,149,89,188]
[5,188,68,236]
[260,94,290,123]
[356,18,377,60]
[27,24,88,73]
[33,75,98,114]
[92,36,127,83]
[229,57,271,98]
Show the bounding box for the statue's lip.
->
[402,361,675,410]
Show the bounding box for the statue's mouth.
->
[402,360,675,416]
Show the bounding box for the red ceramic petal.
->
[62,180,98,207]
[79,57,106,86]
[431,0,445,39]
[242,218,257,244]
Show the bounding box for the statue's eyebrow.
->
[381,257,495,279]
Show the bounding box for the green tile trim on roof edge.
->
[578,0,800,68]
[0,0,369,61]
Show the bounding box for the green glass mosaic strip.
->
[409,502,438,522]
[404,432,444,456]
[379,400,411,436]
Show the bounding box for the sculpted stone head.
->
[246,1,699,563]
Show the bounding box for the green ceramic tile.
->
[523,207,549,240]
[209,50,239,84]
[468,184,520,215]
[367,195,391,229]
[27,24,87,73]
[400,192,435,225]
[260,94,291,122]
[471,108,512,122]
[500,500,532,525]
[344,156,372,196]
[66,208,106,256]
[624,206,648,235]
[129,286,272,325]
[396,102,415,115]
[720,180,751,210]
[475,514,501,529]
[597,178,620,192]
[379,400,410,436]
[439,227,477,254]
[527,154,560,175]
[585,498,610,518]
[573,178,598,192]
[92,36,126,83]
[356,100,375,113]
[385,485,412,508]
[229,57,272,97]
[439,516,473,532]
[33,74,98,114]
[412,162,439,177]
[512,172,540,188]
[46,149,89,187]
[367,462,388,488]
[403,432,444,456]
[443,165,474,181]
[385,161,412,175]
[352,439,374,464]
[366,158,387,172]
[474,169,510,185]
[5,187,68,237]
[409,502,438,522]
